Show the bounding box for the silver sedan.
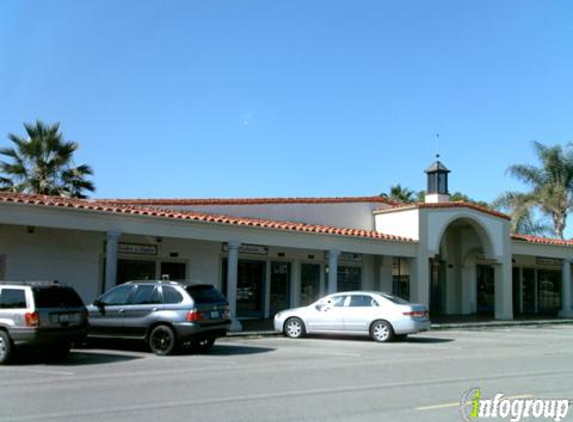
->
[274,291,431,342]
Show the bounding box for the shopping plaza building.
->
[1,160,572,329]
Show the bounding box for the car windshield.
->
[379,293,411,305]
[33,286,84,308]
[185,285,227,304]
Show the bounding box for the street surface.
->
[1,326,573,422]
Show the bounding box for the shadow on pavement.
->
[400,336,455,344]
[301,334,454,344]
[207,344,276,356]
[7,348,144,366]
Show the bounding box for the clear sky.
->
[0,1,572,204]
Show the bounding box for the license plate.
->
[210,311,219,319]
[58,313,78,323]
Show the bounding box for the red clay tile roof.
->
[97,196,397,206]
[374,201,511,221]
[512,234,573,247]
[0,193,412,242]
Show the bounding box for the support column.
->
[290,259,301,308]
[226,242,242,332]
[409,255,430,307]
[494,260,513,320]
[327,250,340,294]
[104,231,121,292]
[559,260,573,318]
[379,256,394,293]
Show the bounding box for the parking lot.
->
[1,326,573,422]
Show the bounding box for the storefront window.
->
[301,263,321,305]
[337,266,362,291]
[222,259,266,318]
[392,258,410,300]
[537,270,561,314]
[117,260,156,284]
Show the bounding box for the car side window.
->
[329,295,347,307]
[162,286,183,304]
[0,289,27,309]
[99,285,134,306]
[130,285,161,305]
[349,295,378,307]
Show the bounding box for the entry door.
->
[477,265,495,314]
[430,259,446,315]
[270,262,290,316]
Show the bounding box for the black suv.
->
[0,281,88,364]
[87,281,231,355]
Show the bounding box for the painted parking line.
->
[415,394,534,411]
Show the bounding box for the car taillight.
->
[186,310,203,322]
[403,311,427,318]
[25,312,39,327]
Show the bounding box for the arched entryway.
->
[429,217,497,316]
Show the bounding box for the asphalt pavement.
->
[1,326,573,422]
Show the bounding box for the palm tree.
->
[0,121,95,198]
[493,191,553,236]
[380,184,416,203]
[497,141,573,239]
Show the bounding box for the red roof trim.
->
[374,201,511,221]
[512,234,573,247]
[0,193,412,243]
[96,196,397,206]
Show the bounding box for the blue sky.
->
[0,1,572,204]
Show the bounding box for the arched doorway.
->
[429,217,496,316]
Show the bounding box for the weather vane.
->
[435,133,440,160]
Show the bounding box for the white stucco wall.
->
[0,224,103,302]
[167,202,394,231]
[374,209,420,240]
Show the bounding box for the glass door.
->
[270,262,291,316]
[477,265,495,314]
[430,259,446,315]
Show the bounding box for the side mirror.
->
[94,299,106,314]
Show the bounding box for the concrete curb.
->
[227,319,573,338]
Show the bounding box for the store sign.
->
[324,252,363,262]
[118,243,158,256]
[536,257,563,267]
[222,243,268,256]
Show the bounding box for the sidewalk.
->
[227,316,573,337]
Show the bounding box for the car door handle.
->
[118,309,125,314]
[152,308,158,311]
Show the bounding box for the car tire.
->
[0,331,13,364]
[149,325,177,356]
[284,317,305,339]
[192,337,215,354]
[370,320,394,343]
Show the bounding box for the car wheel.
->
[192,338,215,354]
[149,325,177,356]
[370,320,394,343]
[0,331,12,364]
[284,317,305,339]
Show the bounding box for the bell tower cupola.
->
[424,155,451,204]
